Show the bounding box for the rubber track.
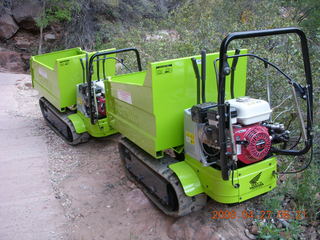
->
[39,97,90,145]
[119,137,207,217]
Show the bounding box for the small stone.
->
[244,228,256,240]
[249,224,259,235]
[127,181,136,189]
[44,33,56,42]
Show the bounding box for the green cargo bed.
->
[31,47,116,111]
[106,50,248,158]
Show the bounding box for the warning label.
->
[156,64,173,75]
[117,89,132,104]
[186,131,195,145]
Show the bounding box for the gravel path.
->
[0,72,249,240]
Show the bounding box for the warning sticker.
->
[156,64,173,75]
[186,131,195,145]
[38,67,48,79]
[117,89,132,104]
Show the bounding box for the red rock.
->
[0,13,19,40]
[0,50,26,73]
[12,30,38,50]
[12,0,42,31]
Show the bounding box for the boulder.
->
[12,0,42,31]
[0,50,28,73]
[0,13,19,40]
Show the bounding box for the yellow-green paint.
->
[68,113,86,133]
[32,46,279,205]
[169,155,277,203]
[31,47,116,111]
[31,47,118,138]
[106,49,248,158]
[70,111,117,137]
[169,161,204,196]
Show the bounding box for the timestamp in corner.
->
[211,209,307,220]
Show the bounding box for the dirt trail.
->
[0,72,249,240]
[0,73,67,239]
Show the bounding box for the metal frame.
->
[217,27,313,180]
[86,48,142,124]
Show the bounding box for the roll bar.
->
[217,27,313,180]
[86,48,142,124]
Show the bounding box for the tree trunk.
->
[38,25,43,54]
[38,0,46,55]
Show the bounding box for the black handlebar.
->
[87,48,142,124]
[218,27,313,180]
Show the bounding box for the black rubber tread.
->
[119,137,207,217]
[39,97,90,145]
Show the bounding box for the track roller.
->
[119,137,207,217]
[39,97,90,145]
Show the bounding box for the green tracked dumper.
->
[31,47,119,144]
[31,28,313,217]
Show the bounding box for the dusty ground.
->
[0,72,250,240]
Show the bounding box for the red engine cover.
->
[233,124,271,164]
[97,96,106,116]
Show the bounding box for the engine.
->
[229,97,272,164]
[185,97,288,166]
[77,80,107,119]
[233,124,271,164]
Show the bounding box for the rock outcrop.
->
[0,50,29,73]
[0,5,19,40]
[0,12,19,40]
[12,0,42,32]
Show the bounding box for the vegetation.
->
[35,0,80,53]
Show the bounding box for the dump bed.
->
[31,47,116,110]
[106,50,248,158]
